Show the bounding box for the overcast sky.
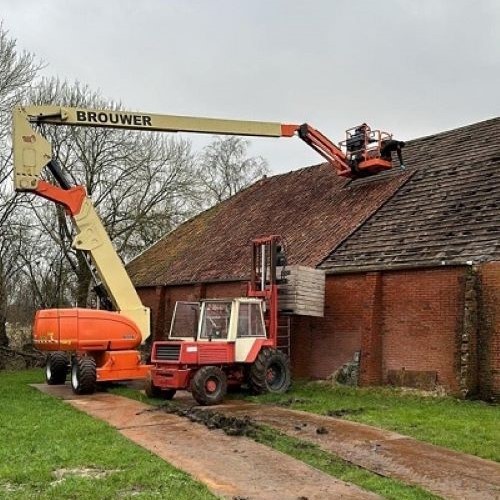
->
[1,0,499,173]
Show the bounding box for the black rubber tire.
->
[144,375,176,400]
[191,366,227,406]
[162,389,177,400]
[70,356,97,395]
[249,348,291,395]
[45,352,68,385]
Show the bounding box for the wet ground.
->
[203,399,500,500]
[33,384,500,500]
[33,385,377,500]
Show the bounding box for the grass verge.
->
[245,380,500,462]
[112,386,439,500]
[0,370,214,500]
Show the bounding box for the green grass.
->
[246,380,500,462]
[0,370,215,500]
[113,386,439,500]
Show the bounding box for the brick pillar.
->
[153,286,167,341]
[477,262,500,400]
[458,267,479,397]
[359,272,383,386]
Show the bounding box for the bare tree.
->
[27,78,197,306]
[193,136,269,209]
[0,23,41,203]
[0,24,41,345]
[0,37,271,329]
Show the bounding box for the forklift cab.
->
[168,298,267,342]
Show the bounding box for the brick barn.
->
[127,117,500,399]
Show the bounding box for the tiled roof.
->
[127,162,409,286]
[320,117,500,272]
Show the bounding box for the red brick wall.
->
[137,265,495,395]
[378,267,466,393]
[478,262,500,398]
[291,274,365,378]
[359,273,383,385]
[292,267,467,392]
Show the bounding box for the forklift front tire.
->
[145,375,176,400]
[191,366,227,406]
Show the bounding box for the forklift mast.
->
[247,235,286,345]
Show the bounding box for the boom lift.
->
[13,105,403,396]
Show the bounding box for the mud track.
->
[198,399,500,500]
[33,385,377,500]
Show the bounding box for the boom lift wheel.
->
[250,348,291,395]
[45,352,68,385]
[144,374,176,400]
[71,356,97,395]
[191,366,227,406]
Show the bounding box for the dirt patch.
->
[51,467,120,486]
[118,486,145,497]
[160,405,259,437]
[0,482,22,493]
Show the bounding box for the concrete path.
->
[33,385,377,500]
[209,400,500,500]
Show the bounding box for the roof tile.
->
[127,162,409,286]
[320,117,500,271]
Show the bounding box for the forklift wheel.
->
[144,375,176,400]
[71,356,97,395]
[250,348,291,395]
[191,366,227,406]
[46,352,68,385]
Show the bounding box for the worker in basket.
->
[346,124,373,175]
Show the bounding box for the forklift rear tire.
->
[46,352,68,385]
[191,366,227,406]
[71,356,96,395]
[250,348,291,394]
[144,375,176,400]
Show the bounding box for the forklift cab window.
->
[237,303,266,337]
[169,302,200,339]
[200,302,232,340]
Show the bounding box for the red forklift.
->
[147,235,291,405]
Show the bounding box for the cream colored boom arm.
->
[12,105,298,343]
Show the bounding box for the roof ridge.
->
[405,116,500,145]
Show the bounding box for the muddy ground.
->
[143,391,500,500]
[192,399,500,500]
[34,385,378,500]
[32,384,500,500]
